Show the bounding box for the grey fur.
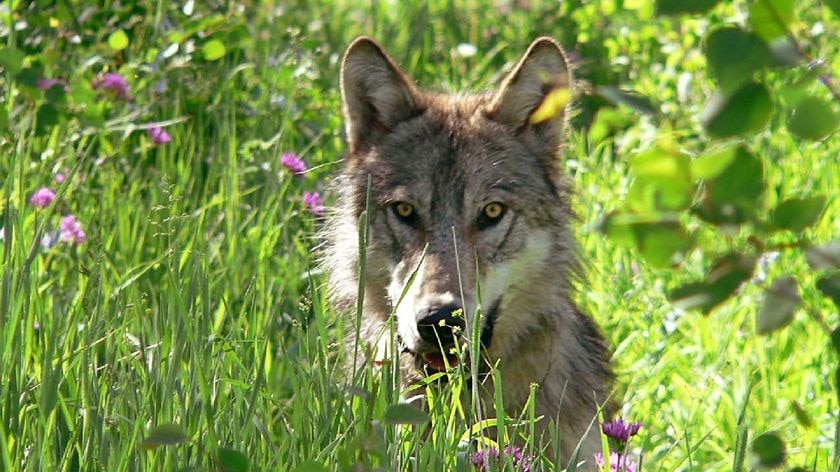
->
[323,37,613,469]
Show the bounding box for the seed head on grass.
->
[92,72,130,100]
[30,187,56,208]
[281,152,307,176]
[59,215,86,245]
[148,126,172,146]
[303,191,325,216]
[602,417,642,443]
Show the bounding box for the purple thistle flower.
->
[147,126,172,146]
[602,417,642,443]
[37,78,69,91]
[471,445,531,472]
[594,452,638,472]
[303,191,325,216]
[92,72,131,100]
[59,215,86,245]
[281,152,307,176]
[30,187,56,208]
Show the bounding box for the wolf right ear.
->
[340,37,421,154]
[488,38,573,159]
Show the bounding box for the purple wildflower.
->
[92,72,131,100]
[602,417,642,443]
[281,152,307,176]
[471,446,531,472]
[303,191,326,216]
[59,215,86,245]
[148,126,172,146]
[37,78,69,91]
[30,187,56,208]
[594,452,638,472]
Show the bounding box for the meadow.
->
[1,1,838,471]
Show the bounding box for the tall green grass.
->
[1,1,837,470]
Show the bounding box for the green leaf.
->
[749,0,795,41]
[595,86,660,116]
[816,273,840,307]
[203,39,226,61]
[791,401,813,429]
[139,423,189,450]
[599,213,693,267]
[36,103,61,136]
[825,0,840,17]
[691,146,738,180]
[831,326,840,355]
[217,448,249,472]
[805,241,840,270]
[627,144,694,211]
[751,432,786,467]
[705,26,773,92]
[383,403,429,425]
[702,82,773,139]
[786,96,839,140]
[0,47,25,75]
[108,29,129,52]
[696,145,765,226]
[291,461,328,472]
[757,275,799,335]
[656,0,721,14]
[670,253,756,314]
[15,67,43,88]
[769,196,827,231]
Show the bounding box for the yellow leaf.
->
[529,87,572,125]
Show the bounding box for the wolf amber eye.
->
[393,202,417,224]
[477,202,506,229]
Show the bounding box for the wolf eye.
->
[477,202,506,229]
[392,202,418,225]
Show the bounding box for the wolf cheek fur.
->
[323,36,614,466]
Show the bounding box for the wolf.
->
[324,36,614,468]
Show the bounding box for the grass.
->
[1,1,838,470]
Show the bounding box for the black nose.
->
[417,303,465,346]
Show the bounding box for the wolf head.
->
[326,37,581,379]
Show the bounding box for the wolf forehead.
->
[344,97,565,212]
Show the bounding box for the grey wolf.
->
[324,36,613,468]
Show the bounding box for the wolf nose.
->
[417,303,465,346]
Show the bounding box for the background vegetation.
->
[1,0,837,470]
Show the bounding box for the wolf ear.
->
[488,37,573,157]
[340,37,421,154]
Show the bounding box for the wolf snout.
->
[416,303,465,347]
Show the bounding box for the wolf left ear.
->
[488,37,573,158]
[340,37,422,155]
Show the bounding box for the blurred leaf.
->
[670,253,756,313]
[203,39,226,61]
[786,97,839,140]
[816,273,840,307]
[751,432,786,467]
[769,196,826,231]
[768,38,801,66]
[691,146,738,180]
[656,0,721,14]
[15,67,43,88]
[217,448,249,472]
[383,403,429,425]
[627,144,694,211]
[805,241,840,270]
[139,423,189,450]
[530,87,572,124]
[600,213,693,267]
[757,275,799,334]
[44,83,66,104]
[36,103,61,136]
[749,0,795,40]
[108,29,129,52]
[595,86,659,116]
[825,0,840,16]
[705,26,773,92]
[696,145,764,226]
[291,461,328,472]
[778,66,827,106]
[0,47,25,75]
[0,108,7,133]
[702,82,773,138]
[791,401,813,429]
[831,327,840,355]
